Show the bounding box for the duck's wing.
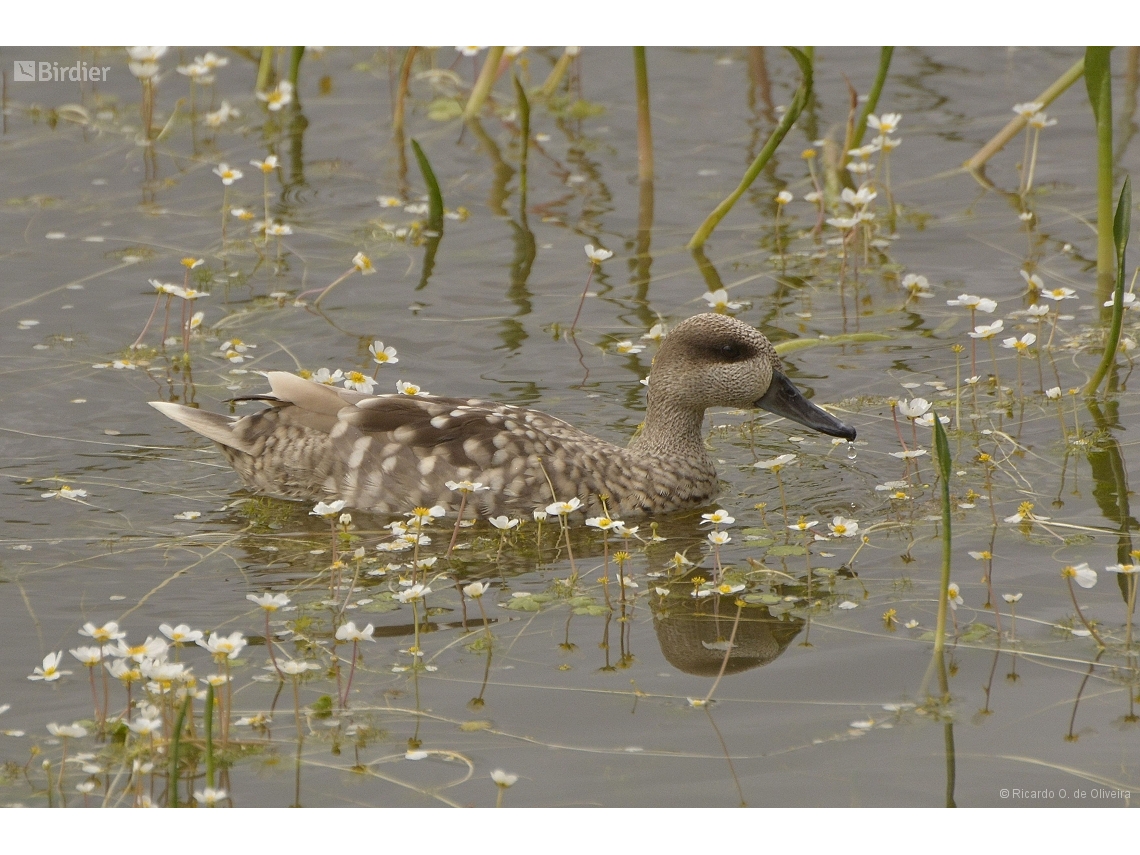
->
[244,372,603,513]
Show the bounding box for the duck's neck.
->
[629,394,710,461]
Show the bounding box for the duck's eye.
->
[720,343,743,360]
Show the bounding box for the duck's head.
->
[648,313,856,441]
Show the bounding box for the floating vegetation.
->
[1,45,1139,810]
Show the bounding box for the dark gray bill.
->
[754,371,856,441]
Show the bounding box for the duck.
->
[150,313,855,518]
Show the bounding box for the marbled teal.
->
[150,313,855,517]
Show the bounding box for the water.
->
[0,45,1137,808]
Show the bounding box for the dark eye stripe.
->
[701,340,755,362]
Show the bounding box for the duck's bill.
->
[754,371,856,441]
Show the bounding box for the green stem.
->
[634,47,653,184]
[513,73,530,211]
[168,694,191,808]
[932,417,953,659]
[463,47,505,121]
[1087,47,1116,301]
[255,47,275,94]
[689,47,813,250]
[204,683,215,789]
[1085,175,1131,396]
[849,47,894,153]
[288,47,304,94]
[964,56,1085,172]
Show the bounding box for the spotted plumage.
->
[150,313,855,517]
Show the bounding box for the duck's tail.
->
[149,401,254,453]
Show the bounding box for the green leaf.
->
[767,544,807,557]
[426,98,462,122]
[573,604,610,617]
[410,138,444,231]
[1114,174,1131,271]
[743,593,783,605]
[1084,47,1112,125]
[932,409,952,484]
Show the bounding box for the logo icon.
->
[13,61,36,82]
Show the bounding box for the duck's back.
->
[156,372,718,517]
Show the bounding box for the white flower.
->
[754,453,796,470]
[1045,386,1062,400]
[867,112,901,134]
[902,274,933,298]
[196,631,247,660]
[889,449,928,459]
[489,516,519,531]
[1002,593,1023,603]
[1020,269,1044,292]
[343,371,376,393]
[203,101,239,128]
[212,163,243,185]
[947,583,963,610]
[311,500,347,518]
[915,412,950,427]
[897,398,931,419]
[702,289,744,312]
[707,531,731,546]
[311,368,345,385]
[247,592,290,611]
[1104,292,1137,309]
[279,660,319,675]
[352,252,375,275]
[257,80,294,111]
[29,651,71,682]
[586,516,620,531]
[546,498,582,516]
[160,624,203,645]
[1042,286,1077,301]
[42,485,88,500]
[1106,563,1140,575]
[584,244,613,263]
[394,584,431,603]
[828,516,859,537]
[446,480,489,494]
[491,769,518,787]
[396,380,428,396]
[1064,563,1097,589]
[1002,333,1036,352]
[613,341,645,355]
[641,323,667,342]
[194,787,227,807]
[1028,111,1057,129]
[701,509,735,526]
[841,186,877,207]
[946,294,997,313]
[127,717,162,736]
[70,646,102,666]
[463,581,490,598]
[775,190,794,205]
[367,342,398,367]
[47,722,88,739]
[968,320,1004,340]
[1013,101,1044,118]
[335,621,375,642]
[250,155,278,173]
